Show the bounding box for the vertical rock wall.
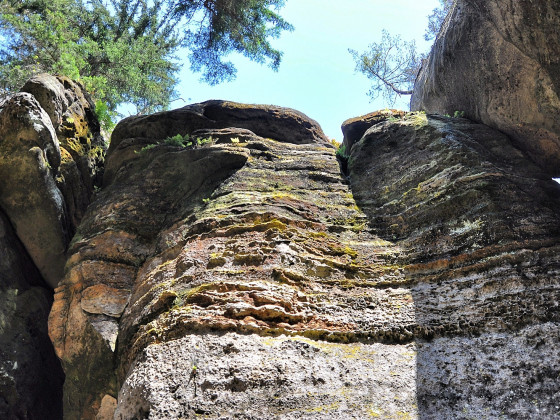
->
[411,0,560,176]
[0,74,105,419]
[348,112,560,418]
[48,101,560,419]
[49,102,427,419]
[0,210,64,419]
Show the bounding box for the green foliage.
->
[164,134,191,147]
[351,1,454,105]
[163,134,213,148]
[140,144,157,153]
[349,30,420,105]
[0,0,292,121]
[182,0,293,85]
[95,100,116,132]
[336,144,348,160]
[453,110,465,118]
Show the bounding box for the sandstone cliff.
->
[46,99,560,418]
[411,0,560,177]
[0,74,105,419]
[347,112,560,418]
[4,2,560,413]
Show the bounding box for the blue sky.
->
[128,1,441,140]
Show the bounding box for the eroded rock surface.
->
[49,105,560,419]
[0,74,105,287]
[0,74,104,418]
[49,105,423,419]
[411,0,560,176]
[22,74,106,229]
[110,100,328,154]
[341,109,405,152]
[349,113,560,418]
[0,209,64,419]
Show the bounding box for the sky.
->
[156,0,441,141]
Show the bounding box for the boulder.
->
[0,93,69,288]
[109,100,329,155]
[411,0,560,176]
[22,74,106,227]
[0,75,106,288]
[341,109,405,152]
[348,113,560,418]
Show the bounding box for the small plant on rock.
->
[140,144,157,153]
[164,133,191,147]
[336,144,348,160]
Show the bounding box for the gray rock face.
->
[0,74,105,288]
[348,113,560,418]
[0,92,69,288]
[411,0,560,176]
[22,74,106,228]
[115,332,417,419]
[0,209,64,419]
[49,102,560,418]
[0,74,104,419]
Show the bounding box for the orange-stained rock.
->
[49,105,560,419]
[81,284,130,317]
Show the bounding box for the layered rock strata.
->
[411,0,560,176]
[48,103,560,419]
[349,112,560,418]
[49,104,424,419]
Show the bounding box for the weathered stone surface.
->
[349,113,560,417]
[49,105,423,418]
[115,333,417,419]
[0,75,105,288]
[411,0,560,176]
[0,74,104,419]
[0,209,64,419]
[341,109,405,152]
[0,92,69,288]
[49,103,560,418]
[22,74,106,227]
[109,100,329,154]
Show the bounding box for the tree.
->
[349,30,419,104]
[350,0,454,105]
[425,0,454,41]
[0,0,292,123]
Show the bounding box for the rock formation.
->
[348,112,560,417]
[50,102,422,419]
[47,96,560,418]
[5,4,560,412]
[0,74,105,419]
[0,74,105,287]
[411,0,560,176]
[0,209,64,420]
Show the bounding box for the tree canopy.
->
[350,0,454,105]
[0,0,292,123]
